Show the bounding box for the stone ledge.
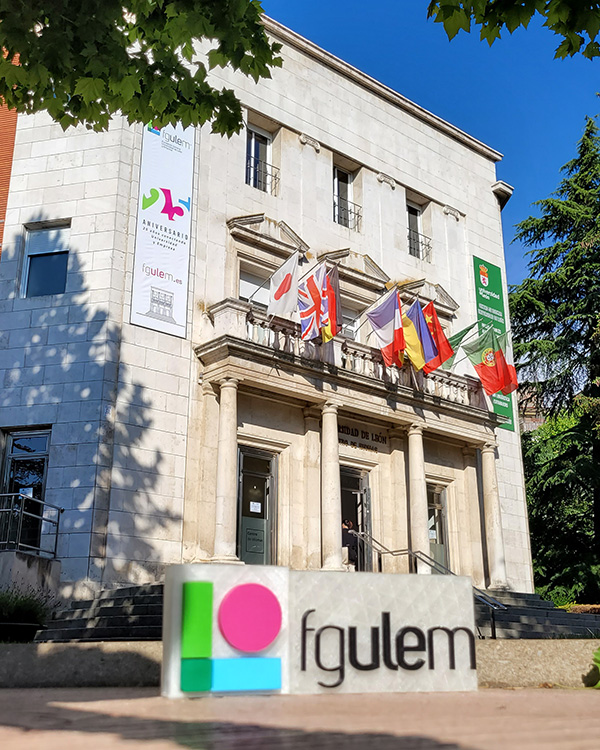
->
[1,639,599,689]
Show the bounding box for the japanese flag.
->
[268,252,299,317]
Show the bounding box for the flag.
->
[402,301,438,370]
[463,327,517,396]
[267,252,299,317]
[497,332,518,395]
[422,302,454,374]
[321,266,342,342]
[366,289,405,367]
[440,323,478,371]
[298,264,327,340]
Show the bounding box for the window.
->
[341,307,360,340]
[407,203,432,261]
[22,224,70,297]
[333,167,361,230]
[246,127,279,195]
[239,268,269,308]
[1,430,50,552]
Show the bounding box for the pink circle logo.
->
[218,583,282,653]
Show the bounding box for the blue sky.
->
[260,1,599,286]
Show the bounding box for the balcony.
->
[198,300,486,412]
[245,156,280,196]
[333,196,362,231]
[408,228,432,262]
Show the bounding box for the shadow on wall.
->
[0,214,182,593]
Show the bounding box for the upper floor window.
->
[333,167,361,231]
[22,223,70,297]
[246,126,279,196]
[407,203,431,262]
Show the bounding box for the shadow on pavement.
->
[0,689,475,750]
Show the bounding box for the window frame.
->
[245,124,276,194]
[21,223,70,298]
[333,166,353,228]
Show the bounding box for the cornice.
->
[262,17,503,164]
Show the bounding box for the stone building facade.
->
[0,19,534,596]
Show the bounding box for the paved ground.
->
[0,687,599,750]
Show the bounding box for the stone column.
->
[463,446,485,588]
[212,378,240,563]
[321,402,343,570]
[408,423,430,574]
[481,442,508,589]
[304,407,322,570]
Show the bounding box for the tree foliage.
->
[510,117,600,599]
[0,0,281,133]
[428,1,600,59]
[522,411,600,604]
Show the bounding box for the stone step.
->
[486,591,556,609]
[70,593,164,611]
[55,603,164,622]
[36,625,162,642]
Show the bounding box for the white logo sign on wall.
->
[130,123,195,338]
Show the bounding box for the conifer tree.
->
[510,117,600,579]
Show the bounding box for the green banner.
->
[472,256,514,431]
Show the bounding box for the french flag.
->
[366,290,405,367]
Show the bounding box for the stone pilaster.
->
[463,445,485,588]
[481,442,508,589]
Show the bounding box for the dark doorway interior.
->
[340,467,372,571]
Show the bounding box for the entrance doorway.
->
[340,467,372,571]
[427,484,449,571]
[237,447,277,565]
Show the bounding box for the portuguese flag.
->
[462,327,518,396]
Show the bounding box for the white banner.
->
[130,122,195,337]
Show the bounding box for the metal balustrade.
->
[0,492,63,558]
[333,196,362,231]
[408,228,432,261]
[245,157,280,195]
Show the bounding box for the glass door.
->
[237,448,276,565]
[427,485,449,571]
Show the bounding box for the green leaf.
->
[73,77,106,103]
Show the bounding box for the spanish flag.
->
[402,301,438,370]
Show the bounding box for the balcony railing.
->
[333,196,362,231]
[0,493,63,558]
[408,228,432,261]
[245,157,280,196]
[238,305,484,409]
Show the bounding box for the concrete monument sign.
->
[162,565,477,697]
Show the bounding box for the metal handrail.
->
[0,492,64,558]
[350,529,507,639]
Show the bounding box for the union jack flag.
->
[298,264,327,340]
